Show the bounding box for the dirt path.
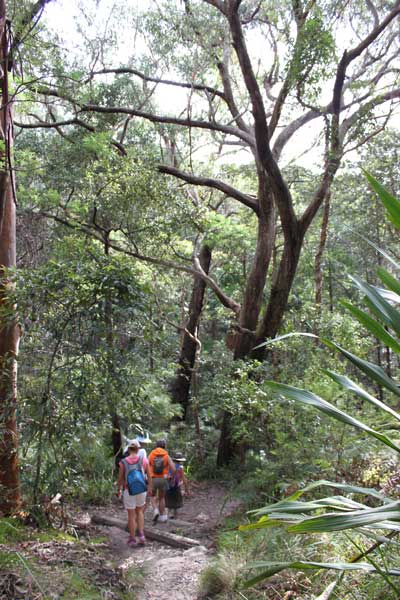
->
[95,482,241,600]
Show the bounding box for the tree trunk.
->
[314,191,331,309]
[217,179,275,466]
[254,231,304,355]
[0,4,21,514]
[216,228,303,466]
[232,174,275,360]
[216,411,237,468]
[104,233,123,467]
[328,260,334,312]
[170,244,211,420]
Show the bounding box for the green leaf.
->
[378,267,400,297]
[250,496,367,518]
[341,301,400,355]
[288,501,400,533]
[287,479,385,501]
[347,228,399,270]
[323,369,400,422]
[264,380,400,452]
[243,559,400,588]
[240,514,302,531]
[322,339,400,398]
[365,171,400,229]
[253,331,317,350]
[349,276,400,335]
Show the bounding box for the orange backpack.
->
[149,448,168,477]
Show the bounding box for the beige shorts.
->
[123,489,146,509]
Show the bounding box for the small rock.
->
[194,512,209,523]
[184,545,207,557]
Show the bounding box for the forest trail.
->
[95,482,242,599]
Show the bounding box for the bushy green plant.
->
[242,174,400,596]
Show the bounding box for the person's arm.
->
[145,462,152,494]
[181,468,190,495]
[117,463,125,498]
[168,456,176,474]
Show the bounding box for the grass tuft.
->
[198,554,244,598]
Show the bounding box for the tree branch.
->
[339,87,400,143]
[89,67,226,100]
[346,0,400,65]
[79,103,254,145]
[217,47,251,134]
[158,164,259,214]
[299,1,400,236]
[10,0,54,69]
[15,116,95,131]
[193,256,240,314]
[14,117,127,155]
[225,0,299,240]
[272,109,323,160]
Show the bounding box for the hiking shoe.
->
[127,536,137,547]
[159,514,168,522]
[152,508,159,522]
[138,533,146,545]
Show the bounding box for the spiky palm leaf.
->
[245,174,400,589]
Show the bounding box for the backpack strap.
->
[122,456,144,484]
[121,458,129,485]
[137,455,144,473]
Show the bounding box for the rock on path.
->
[135,545,208,600]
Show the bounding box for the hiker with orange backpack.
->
[148,439,175,522]
[117,439,152,547]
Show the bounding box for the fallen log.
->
[91,513,201,549]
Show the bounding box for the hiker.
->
[117,439,152,546]
[134,433,152,512]
[148,439,176,522]
[136,432,152,460]
[166,451,190,519]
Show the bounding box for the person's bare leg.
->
[136,506,145,543]
[152,490,160,521]
[127,509,137,543]
[159,490,166,515]
[150,491,158,510]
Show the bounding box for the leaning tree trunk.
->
[170,244,211,420]
[0,2,21,514]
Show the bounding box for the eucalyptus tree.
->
[16,0,400,464]
[0,0,55,515]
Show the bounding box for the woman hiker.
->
[117,439,152,546]
[166,451,190,519]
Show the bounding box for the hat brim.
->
[174,457,186,462]
[124,442,140,452]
